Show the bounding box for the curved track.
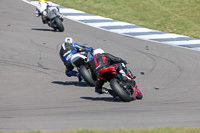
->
[0,0,200,131]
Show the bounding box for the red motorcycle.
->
[98,66,143,102]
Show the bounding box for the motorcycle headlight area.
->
[42,11,47,16]
[50,8,58,15]
[52,9,56,13]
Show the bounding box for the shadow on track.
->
[52,81,122,102]
[81,96,122,102]
[51,81,90,87]
[32,28,56,32]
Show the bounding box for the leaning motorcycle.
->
[41,6,64,32]
[70,51,95,86]
[98,65,143,102]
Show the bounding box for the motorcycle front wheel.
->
[79,65,95,86]
[54,17,64,32]
[110,78,133,102]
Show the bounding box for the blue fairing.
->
[63,43,93,62]
[64,50,77,61]
[88,52,93,61]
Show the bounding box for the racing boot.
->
[76,73,83,82]
[65,70,77,77]
[95,88,109,95]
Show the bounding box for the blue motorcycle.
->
[70,50,95,86]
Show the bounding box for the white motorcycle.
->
[36,4,64,32]
[70,51,95,86]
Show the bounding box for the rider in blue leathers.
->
[59,37,93,81]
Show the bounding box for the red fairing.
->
[126,73,134,80]
[98,66,117,79]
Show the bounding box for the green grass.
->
[49,0,200,39]
[1,128,200,133]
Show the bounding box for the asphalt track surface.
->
[0,0,200,131]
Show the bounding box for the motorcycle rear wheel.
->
[79,65,95,86]
[54,17,64,32]
[110,78,133,102]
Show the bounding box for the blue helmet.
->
[64,37,74,45]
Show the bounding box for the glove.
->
[123,60,127,65]
[121,63,126,68]
[90,47,94,53]
[85,47,93,52]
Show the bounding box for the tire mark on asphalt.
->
[30,39,57,50]
[0,59,62,78]
[135,49,157,75]
[37,62,49,70]
[136,49,182,89]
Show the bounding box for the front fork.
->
[119,80,137,98]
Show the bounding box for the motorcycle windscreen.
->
[47,7,59,19]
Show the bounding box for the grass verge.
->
[1,128,200,133]
[49,0,200,39]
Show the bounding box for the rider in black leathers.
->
[90,48,131,94]
[59,37,93,81]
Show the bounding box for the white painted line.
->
[193,47,200,51]
[22,0,37,6]
[29,1,38,6]
[60,8,85,14]
[22,0,200,51]
[46,1,59,6]
[135,33,186,40]
[65,16,112,21]
[87,22,133,27]
[109,28,156,34]
[24,1,59,6]
[164,40,200,45]
[22,0,30,4]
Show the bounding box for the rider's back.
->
[90,53,125,72]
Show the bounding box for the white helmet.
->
[93,48,104,55]
[64,37,74,45]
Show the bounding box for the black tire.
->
[110,78,132,102]
[54,17,64,32]
[136,94,143,100]
[79,65,95,86]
